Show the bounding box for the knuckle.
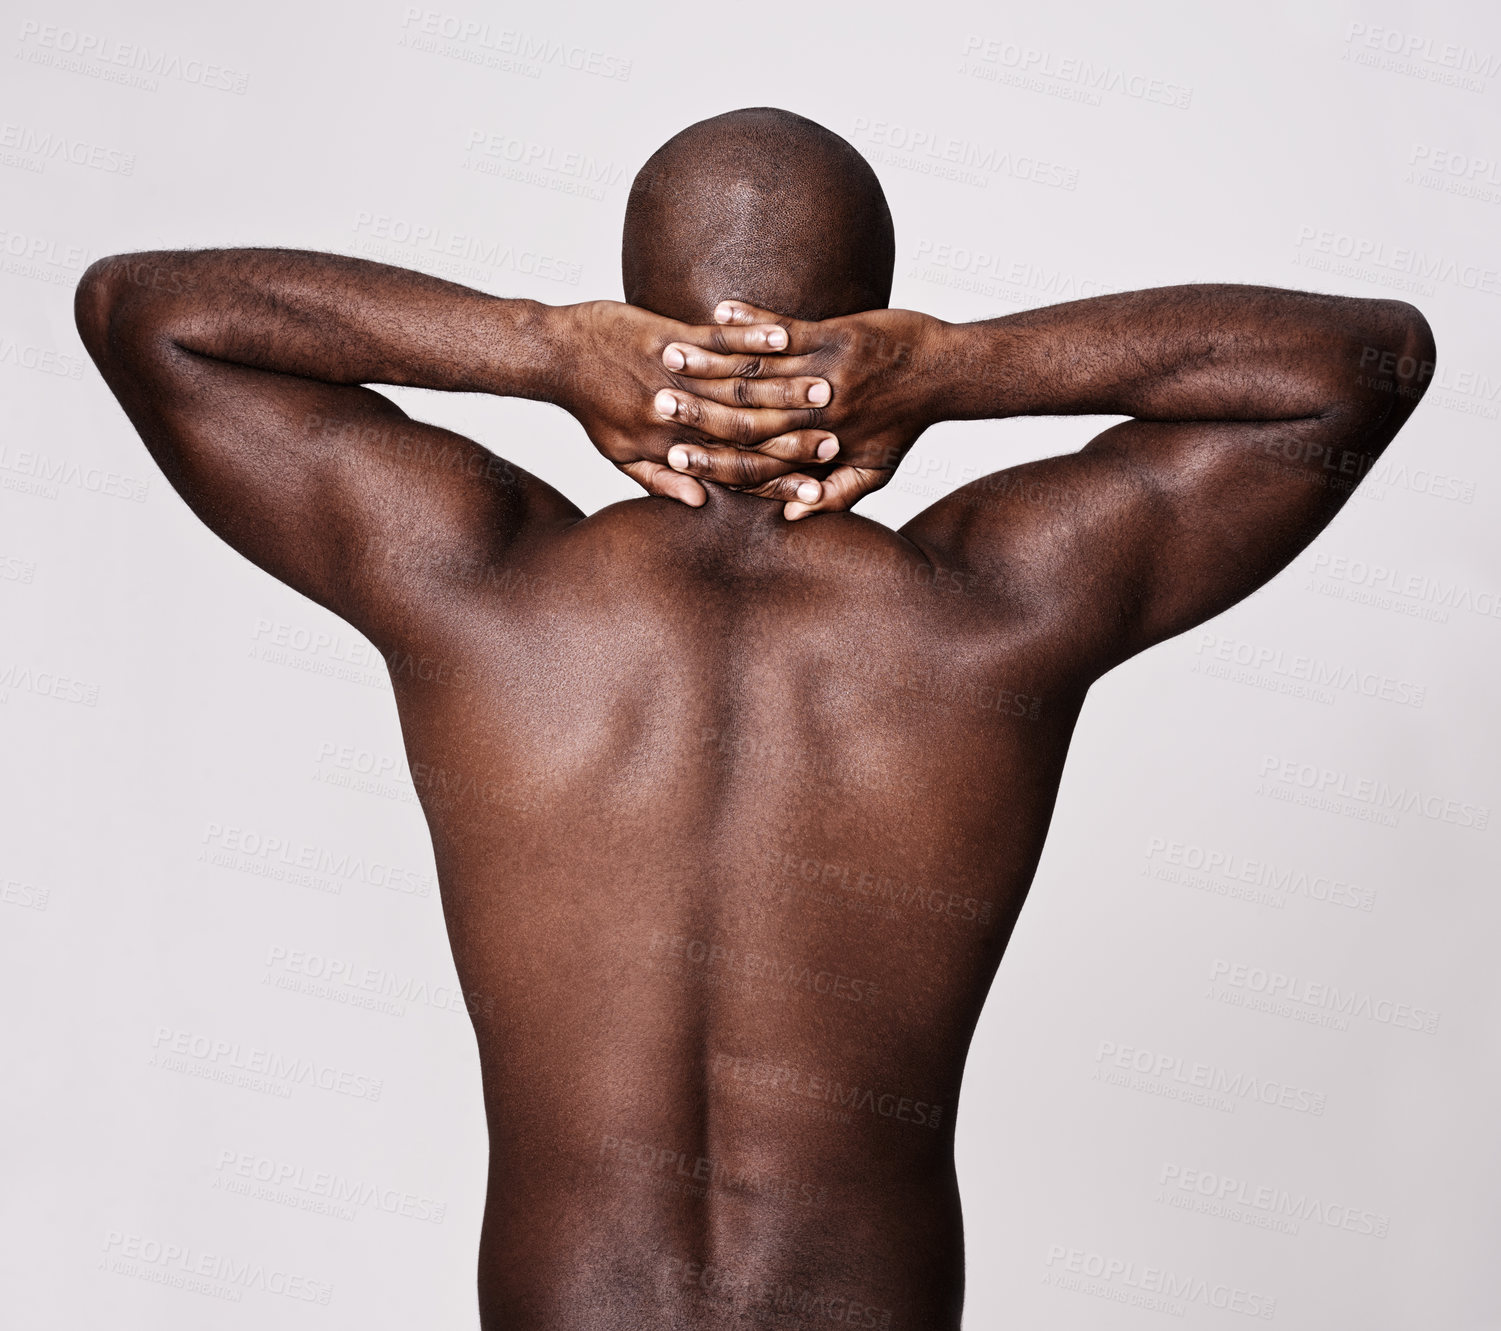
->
[732,412,760,446]
[736,357,763,380]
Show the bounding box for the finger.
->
[664,442,790,488]
[654,390,817,446]
[667,431,836,479]
[783,465,889,520]
[665,322,791,364]
[749,429,840,465]
[668,372,831,410]
[664,441,810,491]
[734,471,829,504]
[662,343,820,381]
[714,299,793,328]
[710,300,820,354]
[618,459,706,507]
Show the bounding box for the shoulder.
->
[896,448,1166,676]
[901,449,1153,583]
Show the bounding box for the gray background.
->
[2,0,1498,1326]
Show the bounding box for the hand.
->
[545,300,839,505]
[659,300,947,517]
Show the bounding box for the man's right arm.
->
[75,249,833,647]
[75,249,571,646]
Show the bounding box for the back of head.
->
[622,107,894,325]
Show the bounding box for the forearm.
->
[927,284,1432,425]
[76,248,560,399]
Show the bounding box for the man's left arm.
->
[658,287,1436,670]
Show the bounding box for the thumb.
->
[619,459,707,507]
[783,464,889,520]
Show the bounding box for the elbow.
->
[1375,297,1436,366]
[1369,298,1437,401]
[1396,301,1437,393]
[74,256,124,362]
[74,251,186,367]
[1324,299,1437,427]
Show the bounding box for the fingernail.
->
[766,327,788,349]
[715,302,735,323]
[796,481,821,504]
[668,445,689,470]
[663,345,685,370]
[655,390,678,417]
[816,437,839,461]
[807,380,830,405]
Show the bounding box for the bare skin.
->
[76,249,1433,1329]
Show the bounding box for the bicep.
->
[96,344,571,642]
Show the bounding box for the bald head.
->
[622,108,894,325]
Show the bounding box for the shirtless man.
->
[75,108,1433,1329]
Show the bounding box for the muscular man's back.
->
[412,490,1077,1326]
[77,108,1432,1330]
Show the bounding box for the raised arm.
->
[916,286,1433,668]
[662,287,1435,671]
[75,249,836,644]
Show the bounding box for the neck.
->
[693,480,794,530]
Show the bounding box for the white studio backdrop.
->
[2,1,1497,1327]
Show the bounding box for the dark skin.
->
[76,248,1433,1329]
